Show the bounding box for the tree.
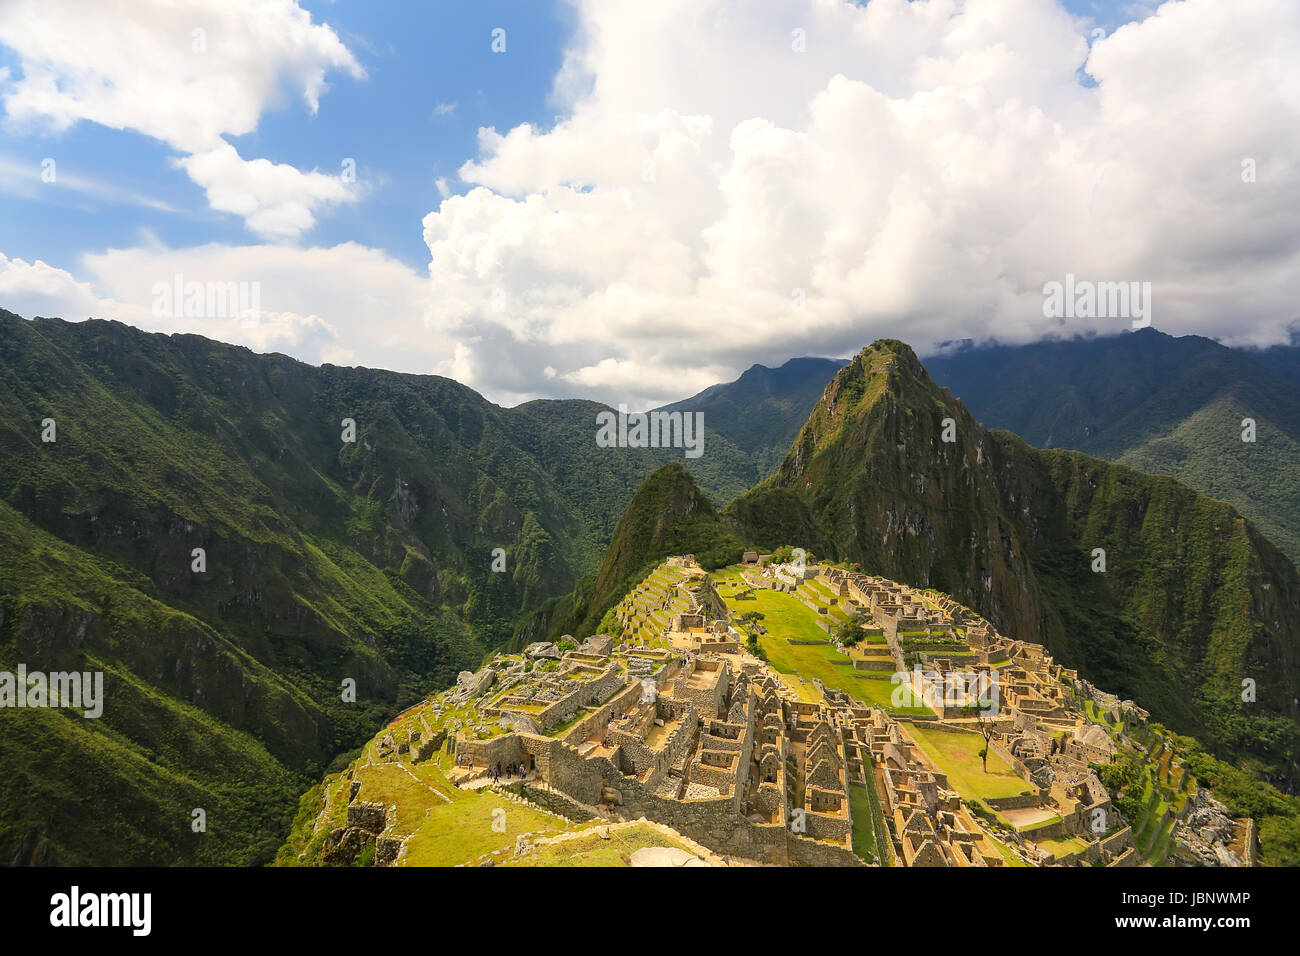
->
[835,618,866,648]
[977,716,995,772]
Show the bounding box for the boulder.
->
[450,666,496,703]
[578,634,615,657]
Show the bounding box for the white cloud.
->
[0,0,364,238]
[177,142,352,240]
[0,242,454,375]
[421,0,1300,407]
[0,253,122,321]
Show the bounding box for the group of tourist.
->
[453,753,528,782]
[488,760,526,783]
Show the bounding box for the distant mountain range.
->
[923,329,1300,564]
[655,356,847,501]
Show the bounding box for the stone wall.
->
[517,783,604,823]
[534,730,860,866]
[1100,826,1132,859]
[346,801,388,834]
[562,680,644,746]
[534,664,626,731]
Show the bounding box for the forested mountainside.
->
[923,330,1300,563]
[0,312,669,863]
[4,312,1297,865]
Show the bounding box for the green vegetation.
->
[538,462,747,640]
[502,823,696,867]
[1172,734,1300,866]
[0,311,669,864]
[1035,835,1089,859]
[848,785,880,864]
[835,618,866,647]
[658,357,847,503]
[924,328,1300,564]
[5,311,1297,867]
[277,754,571,867]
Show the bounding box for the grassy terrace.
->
[985,831,1029,867]
[901,721,1034,803]
[1035,834,1090,859]
[611,564,693,649]
[278,747,575,867]
[401,790,569,866]
[797,577,853,624]
[365,752,574,866]
[711,567,934,717]
[1083,707,1196,865]
[849,784,881,864]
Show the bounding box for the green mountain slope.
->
[923,330,1300,563]
[0,311,668,863]
[728,340,1300,786]
[655,357,846,501]
[527,462,745,640]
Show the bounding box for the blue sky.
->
[1,0,1294,409]
[1,1,576,270]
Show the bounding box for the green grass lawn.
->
[849,675,928,713]
[903,722,1033,801]
[848,785,880,864]
[400,792,569,866]
[987,833,1028,867]
[713,567,934,716]
[1035,834,1090,858]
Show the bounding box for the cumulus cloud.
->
[1,243,452,375]
[0,0,363,238]
[422,0,1300,408]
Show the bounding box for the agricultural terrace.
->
[608,562,695,649]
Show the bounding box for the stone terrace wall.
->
[457,733,529,768]
[1100,826,1132,859]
